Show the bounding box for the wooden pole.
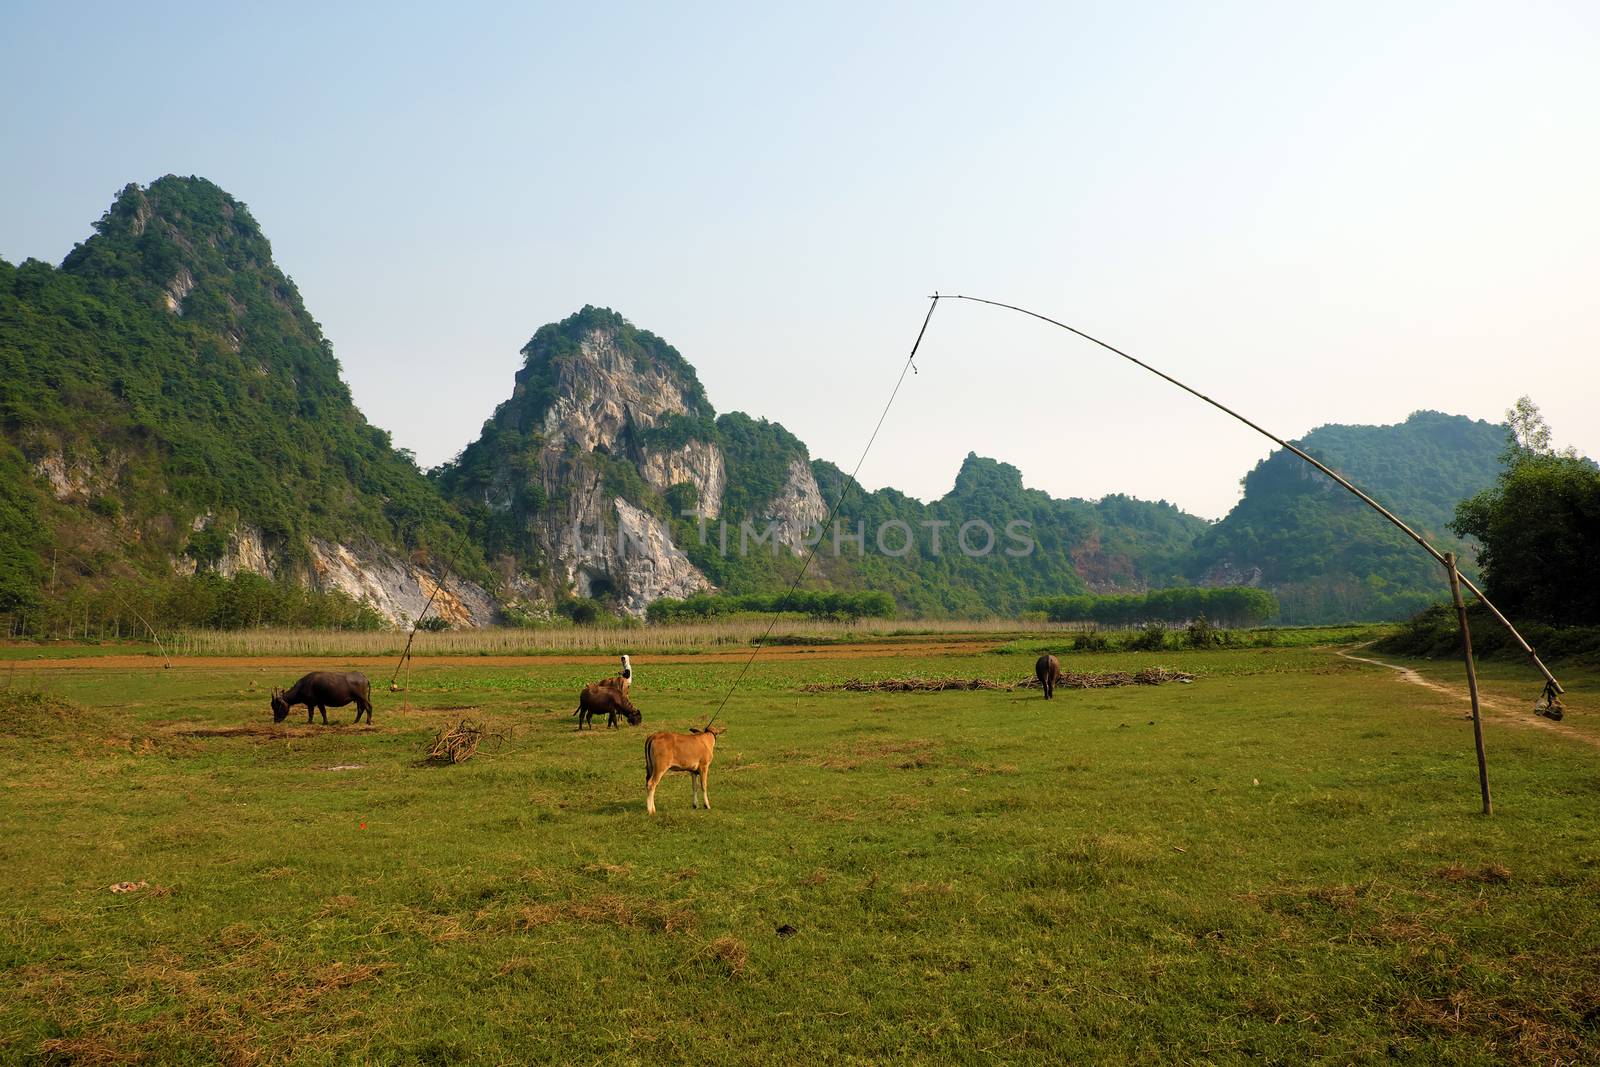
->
[1446,553,1491,816]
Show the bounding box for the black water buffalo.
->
[1035,654,1061,700]
[271,671,373,724]
[574,678,641,730]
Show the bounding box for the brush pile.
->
[803,667,1193,693]
[1019,667,1194,689]
[422,719,504,764]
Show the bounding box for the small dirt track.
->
[1337,646,1597,751]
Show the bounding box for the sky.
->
[2,1,1596,520]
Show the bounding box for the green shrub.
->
[1126,624,1168,652]
[1071,631,1109,652]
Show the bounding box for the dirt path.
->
[1336,647,1597,751]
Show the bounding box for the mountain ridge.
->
[0,176,1532,628]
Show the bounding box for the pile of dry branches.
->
[803,668,1193,693]
[1019,667,1195,689]
[422,719,505,764]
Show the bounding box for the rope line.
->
[705,295,940,727]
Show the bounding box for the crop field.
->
[2,640,1598,1064]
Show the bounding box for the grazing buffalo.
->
[575,679,641,730]
[1035,654,1061,700]
[272,671,373,724]
[644,727,722,814]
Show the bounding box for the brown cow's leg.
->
[305,706,313,724]
[700,766,710,811]
[646,770,664,814]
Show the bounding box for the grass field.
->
[2,640,1597,1064]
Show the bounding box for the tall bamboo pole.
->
[940,293,1564,698]
[1447,553,1491,815]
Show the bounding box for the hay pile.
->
[803,668,1193,694]
[423,719,505,764]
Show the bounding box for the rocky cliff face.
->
[639,439,725,519]
[171,519,496,626]
[437,307,724,617]
[539,329,700,452]
[306,539,496,626]
[765,458,828,549]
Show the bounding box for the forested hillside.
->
[0,177,488,631]
[810,454,1207,616]
[1186,411,1507,623]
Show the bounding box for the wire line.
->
[705,295,940,726]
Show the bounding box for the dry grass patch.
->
[707,936,748,978]
[1394,986,1595,1065]
[1245,881,1379,917]
[512,893,697,934]
[1436,863,1512,884]
[816,738,941,771]
[159,721,387,740]
[36,1034,140,1066]
[298,961,383,994]
[317,894,358,916]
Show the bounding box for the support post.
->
[1446,553,1491,816]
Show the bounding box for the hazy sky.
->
[3,1,1596,519]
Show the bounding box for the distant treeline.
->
[646,590,896,623]
[1027,586,1278,628]
[4,572,386,639]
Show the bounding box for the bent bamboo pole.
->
[939,293,1564,697]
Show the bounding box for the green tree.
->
[1452,400,1600,624]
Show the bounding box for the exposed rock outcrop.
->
[1199,560,1264,588]
[32,452,110,503]
[174,520,496,627]
[539,330,700,453]
[537,461,713,617]
[307,539,496,626]
[444,308,719,615]
[764,458,828,550]
[607,499,712,613]
[639,439,725,519]
[163,267,195,314]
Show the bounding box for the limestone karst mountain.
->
[0,175,494,627]
[0,176,1528,630]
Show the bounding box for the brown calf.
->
[644,727,722,814]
